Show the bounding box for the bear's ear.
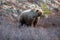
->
[31,8,35,11]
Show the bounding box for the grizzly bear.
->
[19,8,43,27]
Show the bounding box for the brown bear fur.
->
[19,8,43,27]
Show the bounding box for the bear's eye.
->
[36,10,39,12]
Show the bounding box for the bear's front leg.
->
[33,17,38,27]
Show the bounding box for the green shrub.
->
[41,4,52,15]
[43,10,51,14]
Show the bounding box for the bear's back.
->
[21,9,37,20]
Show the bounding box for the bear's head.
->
[35,8,43,17]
